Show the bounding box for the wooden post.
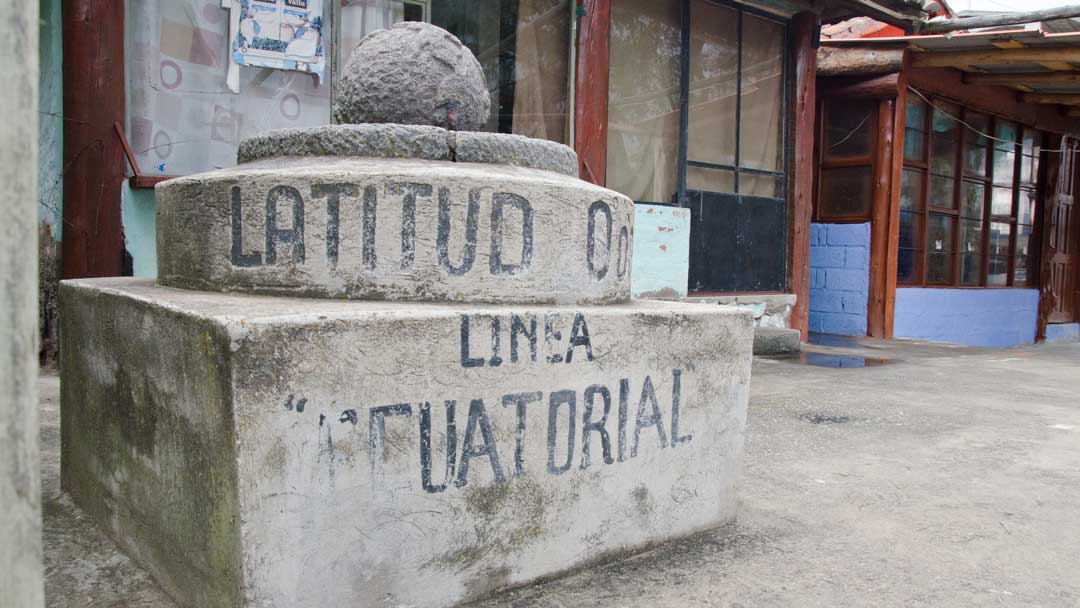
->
[789,12,820,341]
[867,98,895,338]
[62,0,126,278]
[574,0,611,186]
[883,66,909,338]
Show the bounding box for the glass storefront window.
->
[606,0,682,203]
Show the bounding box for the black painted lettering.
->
[436,187,479,276]
[489,192,534,275]
[501,391,543,477]
[455,399,505,487]
[564,312,594,363]
[265,185,305,265]
[459,315,485,368]
[617,378,629,462]
[230,186,263,267]
[586,201,612,280]
[670,369,692,446]
[545,314,563,364]
[581,385,613,469]
[362,185,378,270]
[616,225,630,278]
[510,315,537,363]
[547,390,576,475]
[419,401,457,494]
[489,317,503,367]
[311,183,358,268]
[631,376,669,457]
[391,182,433,269]
[368,404,413,469]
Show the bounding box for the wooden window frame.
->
[898,94,1040,289]
[815,97,878,223]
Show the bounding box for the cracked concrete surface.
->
[41,339,1080,607]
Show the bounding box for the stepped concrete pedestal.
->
[61,278,751,607]
[60,22,753,608]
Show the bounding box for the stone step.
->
[753,327,802,355]
[60,277,754,608]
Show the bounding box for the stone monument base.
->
[60,278,753,608]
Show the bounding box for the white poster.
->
[225,0,325,92]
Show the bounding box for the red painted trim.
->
[789,12,820,342]
[574,0,610,186]
[62,1,126,278]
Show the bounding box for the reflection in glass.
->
[904,97,927,162]
[688,0,738,168]
[988,221,1011,286]
[607,0,681,201]
[897,210,921,284]
[991,186,1013,217]
[963,112,989,176]
[820,166,872,218]
[959,219,982,285]
[930,103,959,177]
[739,13,784,173]
[826,99,875,158]
[901,169,924,211]
[993,122,1017,186]
[926,213,953,283]
[961,181,984,220]
[930,174,956,209]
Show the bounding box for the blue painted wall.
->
[809,222,870,336]
[894,288,1039,348]
[631,204,690,299]
[1045,323,1080,344]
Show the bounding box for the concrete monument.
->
[61,22,753,608]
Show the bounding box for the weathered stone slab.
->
[157,157,633,304]
[235,124,580,176]
[61,278,753,608]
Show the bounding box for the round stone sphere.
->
[333,22,491,131]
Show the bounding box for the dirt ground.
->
[40,338,1080,607]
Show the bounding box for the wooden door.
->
[1042,136,1080,326]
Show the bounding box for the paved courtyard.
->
[41,338,1080,607]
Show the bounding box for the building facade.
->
[812,22,1080,347]
[49,0,980,355]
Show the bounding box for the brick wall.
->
[809,223,870,336]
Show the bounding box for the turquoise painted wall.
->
[121,184,157,278]
[631,204,690,299]
[38,0,62,237]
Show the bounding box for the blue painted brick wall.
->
[809,223,870,336]
[894,288,1040,348]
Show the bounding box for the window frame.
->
[815,96,878,222]
[898,94,1040,289]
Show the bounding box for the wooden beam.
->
[819,73,901,99]
[911,47,1080,68]
[63,0,126,279]
[789,12,820,342]
[1022,93,1080,105]
[817,45,905,77]
[963,71,1080,86]
[573,0,610,186]
[919,5,1080,34]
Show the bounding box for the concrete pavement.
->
[41,339,1080,607]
